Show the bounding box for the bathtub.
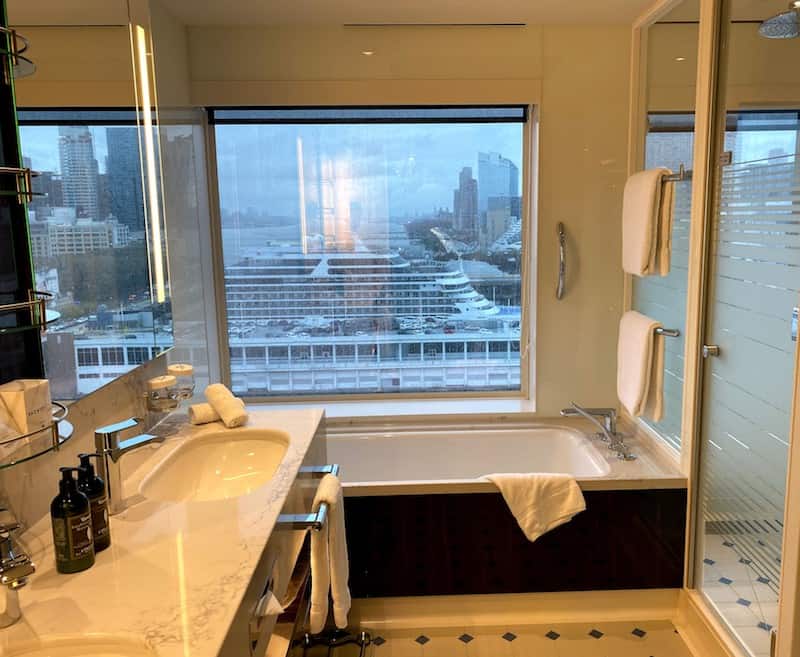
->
[327,424,611,496]
[327,422,687,598]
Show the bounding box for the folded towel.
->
[484,473,586,542]
[309,474,351,634]
[204,383,248,428]
[188,399,245,425]
[617,310,665,421]
[622,168,675,277]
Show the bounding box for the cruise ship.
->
[224,250,522,396]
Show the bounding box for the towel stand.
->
[661,163,693,183]
[276,464,340,531]
[655,327,680,338]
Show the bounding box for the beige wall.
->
[14,26,135,107]
[187,23,631,414]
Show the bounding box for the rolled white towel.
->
[204,383,248,428]
[188,399,245,425]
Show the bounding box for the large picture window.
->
[19,109,173,399]
[211,106,528,397]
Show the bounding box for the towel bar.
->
[655,327,680,338]
[276,463,340,531]
[661,163,692,183]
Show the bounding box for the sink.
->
[6,636,155,657]
[140,428,290,502]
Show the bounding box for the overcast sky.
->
[214,122,523,218]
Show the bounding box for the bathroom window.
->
[18,109,173,399]
[211,106,529,398]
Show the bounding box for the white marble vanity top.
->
[1,408,324,657]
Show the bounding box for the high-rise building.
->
[477,152,519,213]
[453,166,478,237]
[58,126,100,220]
[106,127,145,232]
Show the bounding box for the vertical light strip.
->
[296,137,308,255]
[175,532,191,657]
[135,25,166,303]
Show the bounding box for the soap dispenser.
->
[51,467,95,573]
[77,453,111,552]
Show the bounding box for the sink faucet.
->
[560,402,636,461]
[94,417,165,515]
[0,510,35,628]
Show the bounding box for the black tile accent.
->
[372,637,386,646]
[458,634,474,643]
[632,628,647,638]
[415,635,430,645]
[502,632,517,642]
[719,577,733,585]
[545,630,560,640]
[757,576,770,584]
[589,629,604,639]
[758,622,773,632]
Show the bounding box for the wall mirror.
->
[7,0,174,401]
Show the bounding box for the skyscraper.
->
[106,127,145,232]
[453,166,478,237]
[58,126,100,220]
[477,151,519,213]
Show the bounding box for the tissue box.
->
[0,379,52,434]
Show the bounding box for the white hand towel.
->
[188,399,245,425]
[204,383,248,428]
[617,310,665,421]
[309,474,351,635]
[484,473,586,542]
[622,168,675,277]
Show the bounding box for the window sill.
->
[247,396,536,425]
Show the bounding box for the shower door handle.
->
[556,222,566,300]
[702,344,720,358]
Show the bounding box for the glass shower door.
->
[696,109,800,655]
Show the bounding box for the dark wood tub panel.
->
[344,488,687,598]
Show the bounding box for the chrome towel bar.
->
[276,464,340,531]
[655,327,680,338]
[661,163,692,183]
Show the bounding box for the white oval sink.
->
[140,428,289,502]
[6,636,155,657]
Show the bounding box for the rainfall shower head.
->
[759,1,800,39]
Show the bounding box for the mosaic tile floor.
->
[298,621,694,657]
[702,533,779,657]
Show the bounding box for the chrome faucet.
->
[560,402,636,460]
[0,509,35,628]
[94,417,165,515]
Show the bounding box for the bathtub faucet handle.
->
[560,404,617,437]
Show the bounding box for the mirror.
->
[7,0,174,400]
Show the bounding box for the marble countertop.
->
[1,408,324,657]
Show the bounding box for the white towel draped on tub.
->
[484,473,586,542]
[617,310,665,422]
[309,474,351,635]
[622,167,675,277]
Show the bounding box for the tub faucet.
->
[0,510,35,628]
[560,402,636,461]
[94,417,165,515]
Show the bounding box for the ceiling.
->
[10,0,662,27]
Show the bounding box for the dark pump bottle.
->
[50,467,95,573]
[77,453,111,552]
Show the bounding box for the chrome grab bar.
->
[277,464,340,531]
[655,327,680,338]
[556,222,566,300]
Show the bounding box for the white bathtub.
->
[327,424,611,496]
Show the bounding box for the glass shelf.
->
[0,402,73,471]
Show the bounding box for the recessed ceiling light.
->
[362,50,375,56]
[675,56,686,61]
